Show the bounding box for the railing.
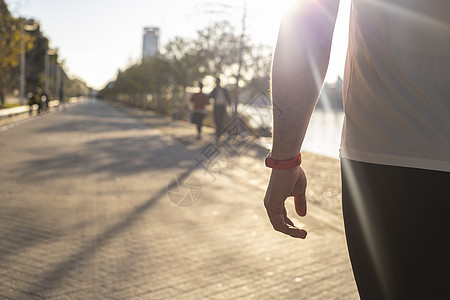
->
[0,100,63,120]
[0,105,32,118]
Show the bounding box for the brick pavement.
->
[0,99,358,299]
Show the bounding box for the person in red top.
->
[190,82,209,139]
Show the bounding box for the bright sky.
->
[6,0,351,89]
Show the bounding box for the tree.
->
[103,56,171,112]
[24,30,49,94]
[163,36,205,113]
[194,21,272,111]
[64,77,89,98]
[141,57,171,112]
[0,1,31,105]
[0,7,39,105]
[195,20,240,78]
[102,19,273,117]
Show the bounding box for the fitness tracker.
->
[265,152,302,170]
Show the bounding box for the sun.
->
[260,0,352,83]
[270,0,303,20]
[246,0,351,83]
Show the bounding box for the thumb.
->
[294,194,307,217]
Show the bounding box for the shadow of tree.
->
[1,100,205,297]
[13,134,196,181]
[23,166,197,298]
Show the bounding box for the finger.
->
[268,211,307,239]
[294,194,307,217]
[282,207,295,226]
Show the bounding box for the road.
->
[0,99,358,299]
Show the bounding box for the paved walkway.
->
[0,99,358,299]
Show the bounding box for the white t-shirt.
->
[215,88,227,106]
[340,0,450,172]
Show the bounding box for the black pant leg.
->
[341,159,450,300]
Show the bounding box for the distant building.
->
[142,27,160,59]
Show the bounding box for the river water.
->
[242,106,344,159]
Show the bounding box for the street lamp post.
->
[44,50,49,94]
[45,49,57,95]
[19,19,38,106]
[19,41,26,106]
[56,64,61,99]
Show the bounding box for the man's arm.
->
[264,0,340,238]
[208,88,216,100]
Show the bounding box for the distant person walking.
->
[209,77,230,139]
[40,91,49,113]
[190,82,209,140]
[27,91,40,115]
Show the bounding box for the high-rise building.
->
[142,27,159,59]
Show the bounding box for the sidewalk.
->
[0,99,358,299]
[109,100,346,221]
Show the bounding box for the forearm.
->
[270,0,340,160]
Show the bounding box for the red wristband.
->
[265,152,301,170]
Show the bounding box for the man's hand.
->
[264,0,339,239]
[264,166,307,239]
